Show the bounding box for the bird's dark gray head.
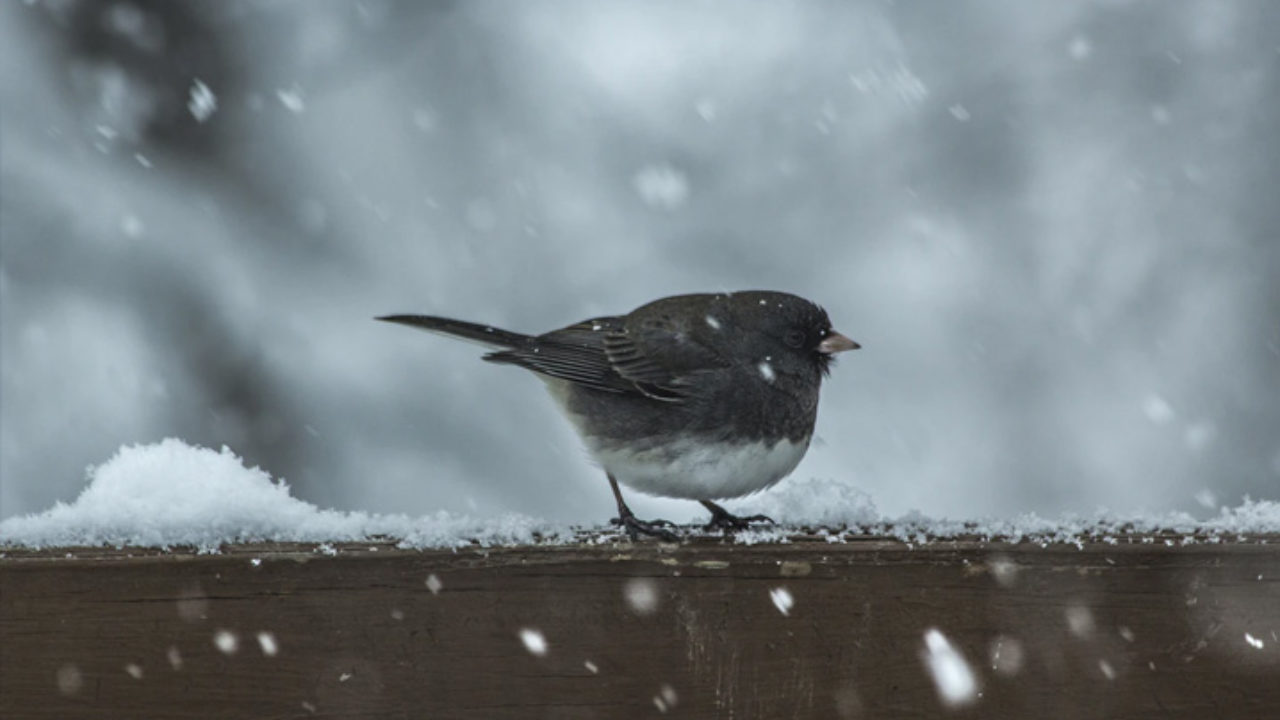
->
[710,291,859,377]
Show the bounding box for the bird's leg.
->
[607,474,679,541]
[700,500,774,531]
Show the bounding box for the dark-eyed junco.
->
[379,291,858,539]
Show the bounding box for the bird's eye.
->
[784,329,806,348]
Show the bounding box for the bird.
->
[378,290,858,540]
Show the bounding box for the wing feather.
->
[483,312,728,402]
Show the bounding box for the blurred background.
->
[2,0,1277,526]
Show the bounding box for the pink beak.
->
[818,331,860,354]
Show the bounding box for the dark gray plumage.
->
[379,290,858,539]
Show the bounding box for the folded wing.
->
[484,313,728,402]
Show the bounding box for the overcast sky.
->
[2,0,1277,525]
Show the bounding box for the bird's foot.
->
[610,514,680,542]
[701,500,774,532]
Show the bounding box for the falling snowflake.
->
[1194,489,1217,509]
[769,587,794,616]
[632,164,689,210]
[213,630,238,655]
[1065,605,1095,638]
[624,578,659,615]
[425,574,443,594]
[188,79,217,122]
[56,665,83,696]
[1068,36,1092,60]
[277,85,306,113]
[1143,395,1175,424]
[758,361,776,383]
[653,684,678,712]
[257,632,279,657]
[519,628,548,656]
[921,628,978,708]
[989,635,1023,677]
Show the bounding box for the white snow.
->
[56,664,82,696]
[1245,633,1265,650]
[0,439,1277,551]
[730,477,880,528]
[987,555,1019,587]
[425,574,444,594]
[1143,394,1175,424]
[1068,36,1092,60]
[769,587,794,616]
[695,98,716,122]
[125,663,143,679]
[921,628,978,708]
[519,628,548,656]
[848,62,929,103]
[0,439,568,551]
[277,86,306,113]
[1066,605,1095,638]
[624,578,659,615]
[257,632,278,657]
[120,213,144,238]
[653,684,678,713]
[632,164,689,210]
[583,659,599,674]
[1099,659,1116,680]
[1194,489,1217,510]
[704,315,721,330]
[1185,422,1216,452]
[213,629,238,655]
[187,79,217,122]
[989,635,1023,676]
[757,360,776,383]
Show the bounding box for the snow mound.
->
[0,439,566,551]
[731,476,880,527]
[2,440,1277,551]
[875,501,1280,546]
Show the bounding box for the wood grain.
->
[2,535,1278,719]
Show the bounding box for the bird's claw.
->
[611,515,681,542]
[702,503,775,532]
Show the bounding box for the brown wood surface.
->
[2,534,1279,719]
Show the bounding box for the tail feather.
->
[376,315,530,349]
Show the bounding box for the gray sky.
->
[2,0,1278,525]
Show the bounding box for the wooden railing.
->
[3,533,1278,719]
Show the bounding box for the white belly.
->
[542,378,811,500]
[591,436,810,500]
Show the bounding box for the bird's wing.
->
[482,316,637,395]
[483,314,727,402]
[600,314,729,401]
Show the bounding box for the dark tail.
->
[376,315,530,349]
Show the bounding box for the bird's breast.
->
[591,435,811,500]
